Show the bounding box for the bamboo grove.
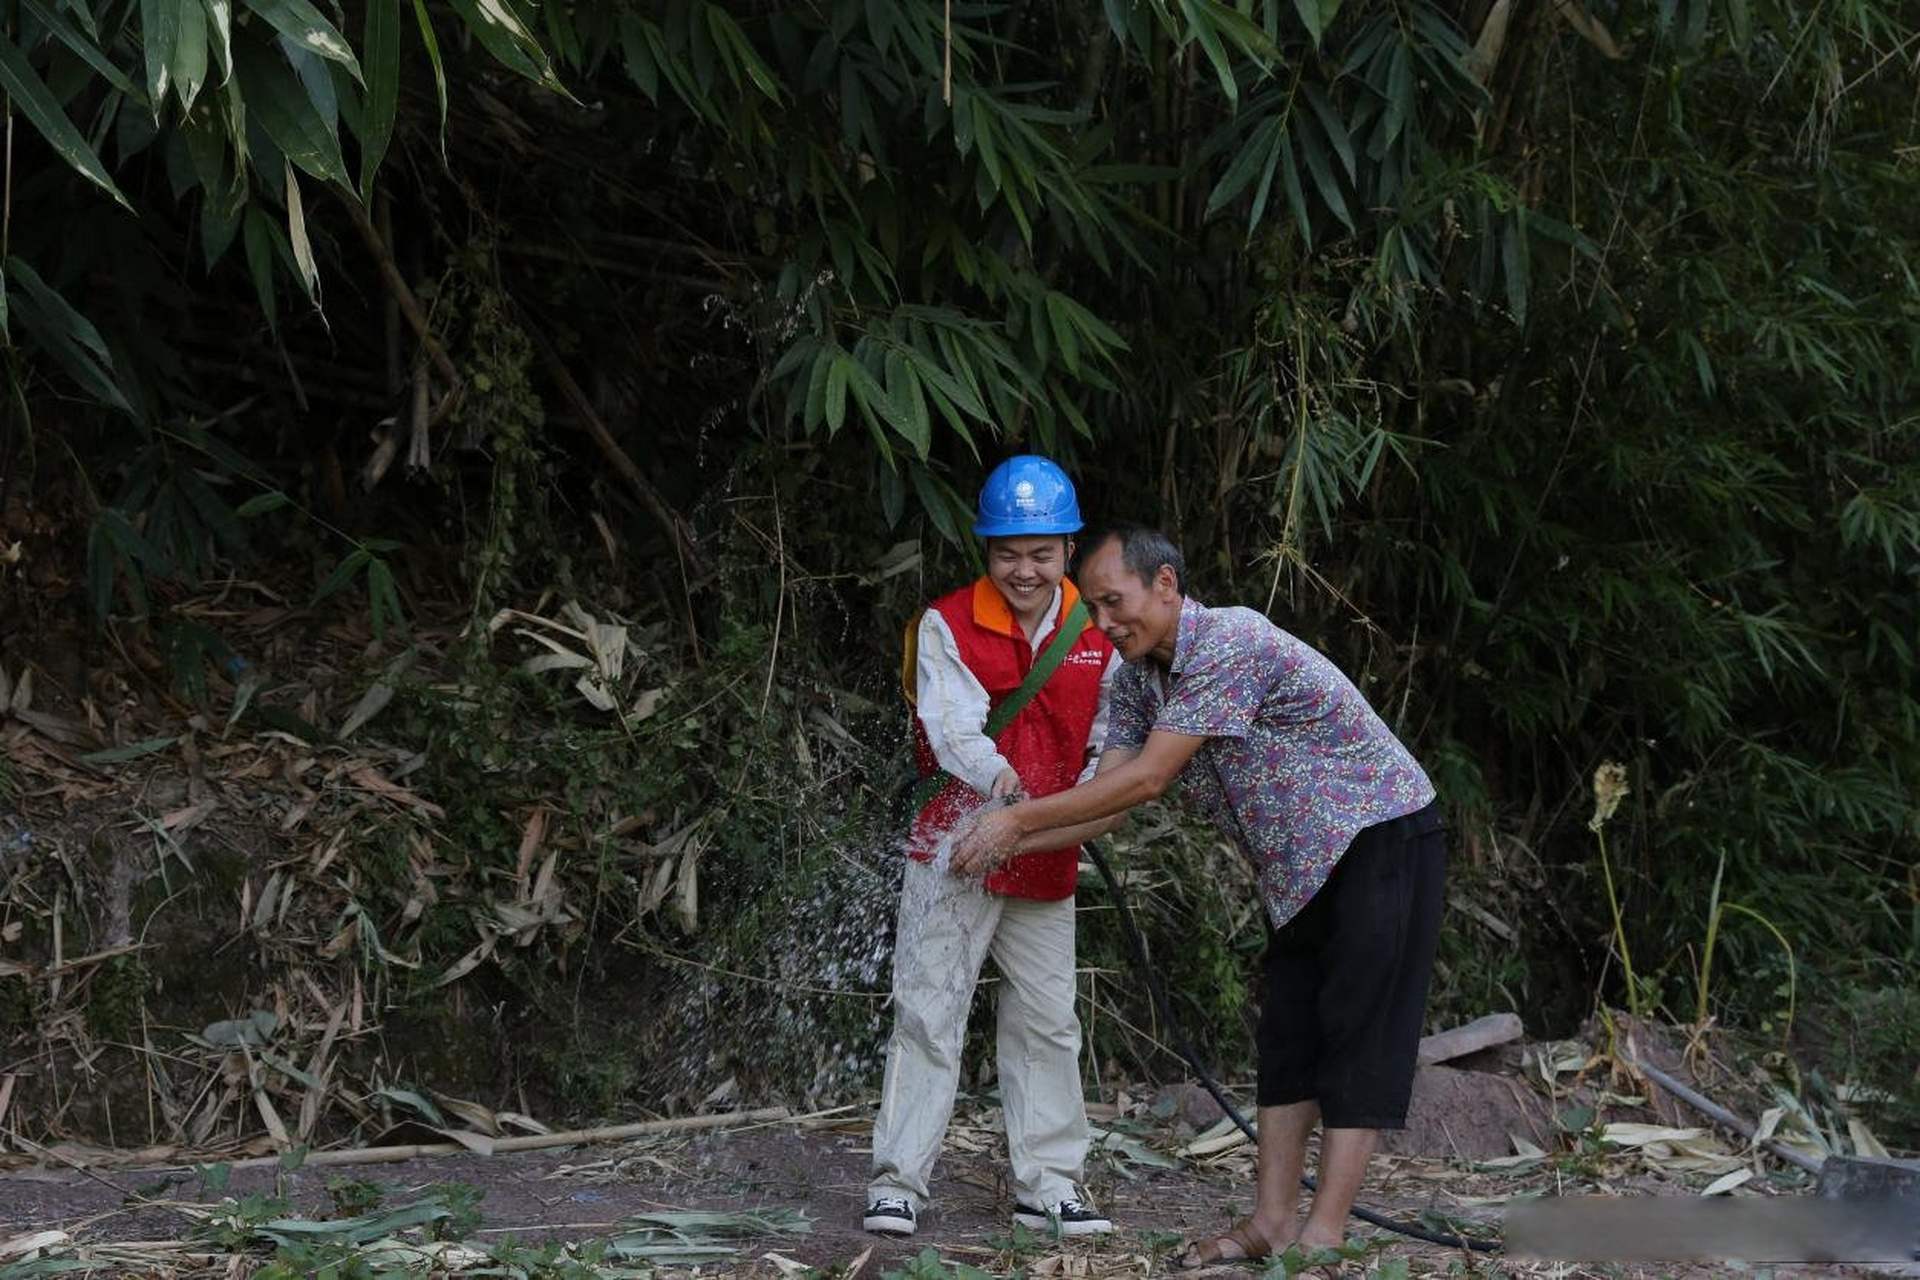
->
[2,0,1916,1124]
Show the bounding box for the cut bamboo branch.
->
[85,1107,799,1174]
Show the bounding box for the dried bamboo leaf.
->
[0,1230,72,1261]
[1701,1167,1755,1195]
[521,650,593,674]
[1847,1116,1888,1158]
[253,1086,292,1146]
[1599,1122,1710,1148]
[574,672,619,711]
[337,651,413,739]
[1552,0,1624,57]
[673,836,701,934]
[431,934,497,987]
[1469,0,1514,84]
[1176,1115,1250,1158]
[437,1095,501,1135]
[431,1126,496,1154]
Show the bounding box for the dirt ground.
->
[1,1100,1899,1278]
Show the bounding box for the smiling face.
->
[986,535,1071,629]
[1076,539,1182,664]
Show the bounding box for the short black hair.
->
[1078,523,1185,593]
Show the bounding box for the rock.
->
[1817,1155,1920,1200]
[1151,1082,1226,1133]
[1417,1012,1524,1066]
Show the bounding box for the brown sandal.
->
[1176,1219,1275,1270]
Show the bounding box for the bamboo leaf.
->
[240,0,362,80]
[825,350,850,435]
[801,344,831,431]
[236,491,291,516]
[706,5,779,101]
[174,0,210,111]
[1045,292,1080,374]
[1177,0,1241,103]
[1292,114,1354,231]
[367,558,402,637]
[1502,209,1530,326]
[1246,128,1284,235]
[20,0,142,101]
[970,96,1003,192]
[1206,116,1283,219]
[312,546,371,604]
[0,32,134,208]
[204,0,233,82]
[1277,129,1313,249]
[410,0,449,155]
[283,161,319,299]
[445,0,567,95]
[4,260,134,414]
[235,37,349,183]
[1291,0,1345,45]
[883,350,931,457]
[359,0,399,196]
[140,0,179,115]
[1301,84,1354,178]
[1383,41,1411,146]
[79,735,180,764]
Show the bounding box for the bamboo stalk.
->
[333,184,464,396]
[203,1106,796,1172]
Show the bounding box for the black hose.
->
[1082,839,1502,1253]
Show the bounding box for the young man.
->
[864,456,1121,1240]
[952,524,1445,1267]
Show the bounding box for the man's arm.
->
[1010,747,1136,852]
[949,729,1209,875]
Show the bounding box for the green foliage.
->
[322,1176,385,1219]
[1821,978,1920,1148]
[884,1249,996,1280]
[1256,1235,1395,1278]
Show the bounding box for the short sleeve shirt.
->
[1106,598,1436,927]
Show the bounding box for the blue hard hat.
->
[974,455,1084,537]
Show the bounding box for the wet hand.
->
[950,805,1023,877]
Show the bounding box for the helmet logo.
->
[1013,480,1036,508]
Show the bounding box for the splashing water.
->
[637,790,1005,1110]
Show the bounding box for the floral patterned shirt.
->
[1106,598,1435,927]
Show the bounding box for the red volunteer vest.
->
[909,577,1114,900]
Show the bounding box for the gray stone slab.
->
[1818,1156,1920,1200]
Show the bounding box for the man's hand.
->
[950,805,1023,877]
[990,767,1023,799]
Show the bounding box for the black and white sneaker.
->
[864,1196,916,1236]
[1012,1198,1113,1236]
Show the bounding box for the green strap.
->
[911,598,1092,814]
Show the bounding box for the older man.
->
[952,523,1445,1267]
